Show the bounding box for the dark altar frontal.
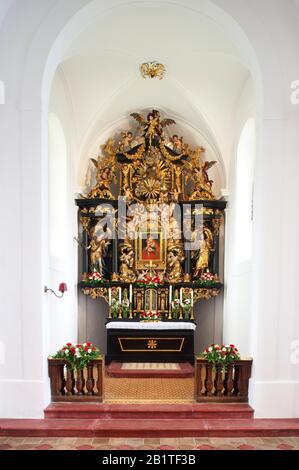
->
[75,110,227,364]
[105,321,196,364]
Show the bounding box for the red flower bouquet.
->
[200,344,241,368]
[82,272,106,286]
[136,275,162,288]
[139,311,160,322]
[52,342,101,370]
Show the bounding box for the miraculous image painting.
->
[136,232,166,269]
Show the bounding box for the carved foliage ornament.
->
[140,61,166,80]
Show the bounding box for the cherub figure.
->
[87,156,115,199]
[170,135,184,153]
[189,158,217,201]
[119,131,134,152]
[119,239,136,282]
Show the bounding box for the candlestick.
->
[169,285,172,306]
[180,288,183,307]
[118,287,121,304]
[129,284,133,303]
[191,289,194,307]
[108,288,112,306]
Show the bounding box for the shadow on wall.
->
[80,295,108,355]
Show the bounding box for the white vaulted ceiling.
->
[52,2,252,190]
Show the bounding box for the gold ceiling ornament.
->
[140,61,166,80]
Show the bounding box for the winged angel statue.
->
[130,110,175,148]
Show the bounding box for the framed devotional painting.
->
[135,231,166,269]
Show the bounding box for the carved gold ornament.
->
[194,288,221,301]
[82,287,108,301]
[80,217,90,231]
[140,62,166,80]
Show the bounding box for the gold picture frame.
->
[135,231,166,269]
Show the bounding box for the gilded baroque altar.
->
[75,110,226,362]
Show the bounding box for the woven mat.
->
[121,363,180,370]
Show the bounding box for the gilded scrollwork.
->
[119,239,136,282]
[194,288,221,301]
[166,240,185,283]
[82,287,109,301]
[80,217,90,231]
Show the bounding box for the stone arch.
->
[15,0,298,417]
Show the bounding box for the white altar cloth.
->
[106,321,196,331]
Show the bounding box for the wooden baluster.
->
[195,361,203,401]
[236,361,252,399]
[58,364,66,396]
[233,363,241,396]
[76,369,85,396]
[86,364,95,396]
[223,364,234,396]
[49,361,60,399]
[96,360,103,401]
[215,364,224,396]
[65,365,75,396]
[205,363,214,396]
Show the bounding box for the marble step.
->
[44,403,254,420]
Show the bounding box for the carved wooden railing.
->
[195,358,253,403]
[48,358,103,402]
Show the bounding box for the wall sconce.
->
[44,283,67,298]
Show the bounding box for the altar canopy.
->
[75,110,226,363]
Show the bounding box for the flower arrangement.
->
[181,297,192,319]
[139,310,160,322]
[195,270,218,287]
[110,297,131,318]
[171,298,181,319]
[111,298,120,318]
[200,344,241,369]
[135,275,162,288]
[121,298,130,319]
[82,272,107,286]
[52,342,101,370]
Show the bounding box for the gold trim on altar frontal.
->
[118,337,185,352]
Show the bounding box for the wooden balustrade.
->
[48,358,103,402]
[195,358,252,403]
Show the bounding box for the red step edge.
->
[44,402,254,420]
[1,418,299,438]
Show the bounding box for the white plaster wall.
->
[223,77,256,356]
[48,72,78,355]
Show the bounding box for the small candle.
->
[108,288,112,306]
[118,287,122,303]
[169,285,172,305]
[129,284,133,303]
[191,289,194,307]
[180,288,183,306]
